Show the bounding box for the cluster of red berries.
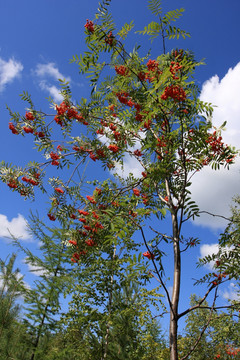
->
[54,101,88,127]
[48,213,56,221]
[22,173,40,186]
[115,92,142,123]
[72,144,106,162]
[225,346,240,357]
[206,131,225,155]
[71,250,87,263]
[214,346,240,359]
[7,170,41,190]
[169,61,182,80]
[146,59,159,72]
[105,31,115,46]
[211,272,227,286]
[161,85,186,102]
[205,131,235,164]
[86,195,96,204]
[9,112,35,135]
[133,188,140,196]
[145,59,162,82]
[9,122,19,134]
[143,251,155,260]
[108,144,119,153]
[69,232,98,262]
[84,19,94,33]
[9,112,46,138]
[7,179,18,189]
[157,135,167,148]
[50,151,60,166]
[132,188,149,205]
[172,49,184,60]
[97,118,123,144]
[133,149,143,157]
[55,187,64,194]
[115,65,128,76]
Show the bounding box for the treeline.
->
[0,216,239,360]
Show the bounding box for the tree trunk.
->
[102,246,116,360]
[30,310,47,360]
[169,213,181,360]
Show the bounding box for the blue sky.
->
[0,0,240,332]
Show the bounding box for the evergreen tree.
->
[0,253,30,359]
[13,214,71,360]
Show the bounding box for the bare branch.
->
[178,284,216,319]
[198,210,231,222]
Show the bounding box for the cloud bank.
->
[0,57,23,92]
[0,214,32,241]
[190,62,240,229]
[35,63,70,82]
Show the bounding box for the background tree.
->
[178,294,240,359]
[12,214,71,360]
[0,253,31,359]
[63,265,165,360]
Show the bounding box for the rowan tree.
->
[0,1,238,359]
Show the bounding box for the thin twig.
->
[178,284,216,319]
[137,224,174,314]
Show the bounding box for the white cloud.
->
[220,282,239,301]
[199,243,232,270]
[190,62,240,229]
[0,57,23,92]
[39,80,63,102]
[199,243,219,269]
[0,214,32,241]
[35,62,70,82]
[113,153,144,178]
[34,62,70,102]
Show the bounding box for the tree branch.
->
[180,287,218,360]
[178,284,216,319]
[137,224,174,314]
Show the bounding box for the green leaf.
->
[118,21,134,40]
[136,21,161,42]
[147,0,162,17]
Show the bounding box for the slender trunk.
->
[103,326,110,360]
[102,246,116,360]
[169,213,181,360]
[29,263,61,360]
[30,304,48,360]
